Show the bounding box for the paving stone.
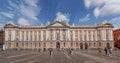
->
[0,50,119,63]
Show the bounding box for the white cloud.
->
[18,18,31,25]
[24,0,38,7]
[20,4,40,20]
[8,0,19,9]
[84,0,120,18]
[110,17,120,29]
[8,0,40,24]
[55,12,70,24]
[79,14,90,22]
[0,12,14,19]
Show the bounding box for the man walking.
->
[104,47,108,55]
[48,48,53,57]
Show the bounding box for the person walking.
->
[48,48,53,57]
[98,48,102,54]
[104,47,108,55]
[108,47,112,55]
[69,48,72,54]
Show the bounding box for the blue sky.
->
[0,0,120,29]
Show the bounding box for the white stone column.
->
[23,31,26,41]
[110,29,113,41]
[46,30,49,41]
[86,30,89,41]
[73,30,75,41]
[5,30,8,41]
[95,30,98,41]
[79,30,81,41]
[60,29,63,40]
[36,31,38,41]
[66,29,68,40]
[102,29,106,41]
[53,29,55,40]
[11,30,15,41]
[82,30,84,41]
[41,30,43,41]
[91,30,93,41]
[19,31,21,41]
[67,29,70,41]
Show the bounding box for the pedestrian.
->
[104,47,108,55]
[109,47,112,54]
[69,48,71,54]
[98,48,102,54]
[48,48,53,57]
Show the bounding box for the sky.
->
[0,0,120,29]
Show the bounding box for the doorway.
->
[56,42,60,48]
[84,43,88,49]
[80,43,83,49]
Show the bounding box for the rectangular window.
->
[16,30,19,41]
[35,35,37,41]
[44,31,46,41]
[34,31,36,41]
[26,31,28,41]
[50,35,52,40]
[16,43,18,47]
[93,31,95,41]
[75,30,78,41]
[31,43,32,47]
[39,43,41,47]
[71,43,73,47]
[26,36,28,41]
[44,43,46,47]
[94,43,96,47]
[70,35,72,41]
[98,30,101,41]
[76,43,78,47]
[30,35,32,41]
[35,43,36,47]
[30,31,32,41]
[26,43,28,47]
[64,42,65,47]
[38,31,41,41]
[88,31,91,41]
[84,30,86,41]
[9,43,11,47]
[22,31,24,41]
[22,43,24,47]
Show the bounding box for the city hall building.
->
[4,21,114,50]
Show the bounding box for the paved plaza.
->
[0,49,120,63]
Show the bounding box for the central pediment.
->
[46,21,69,28]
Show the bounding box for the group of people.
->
[104,47,112,56]
[98,47,112,56]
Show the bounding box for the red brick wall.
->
[113,29,120,48]
[0,30,4,45]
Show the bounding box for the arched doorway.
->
[84,43,88,50]
[56,42,60,48]
[106,43,110,48]
[80,43,83,49]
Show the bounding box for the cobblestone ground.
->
[0,49,120,63]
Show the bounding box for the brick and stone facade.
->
[4,21,114,50]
